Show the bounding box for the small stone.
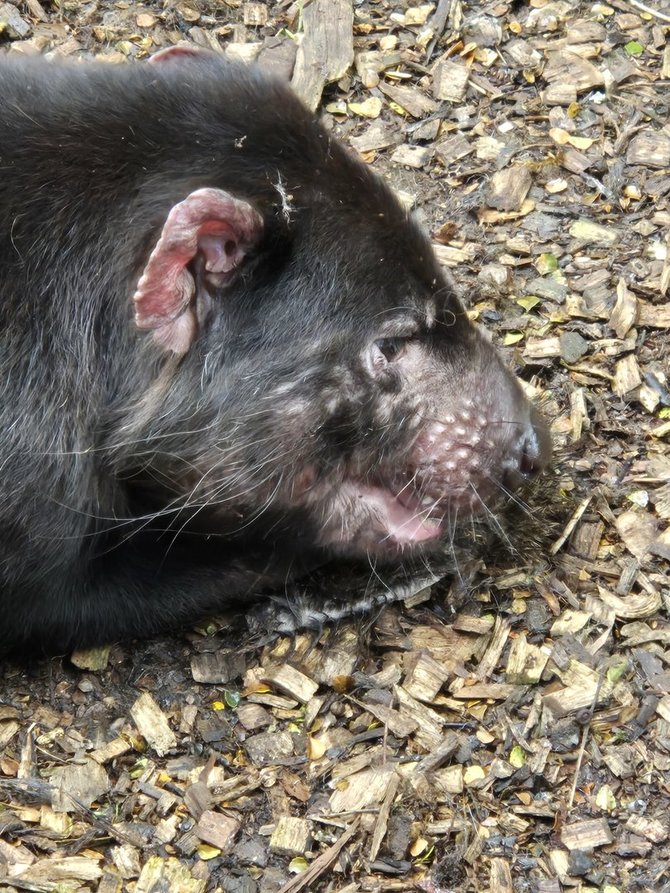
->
[235,836,269,868]
[477,263,510,296]
[567,849,595,876]
[245,730,296,765]
[559,332,589,364]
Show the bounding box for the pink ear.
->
[133,188,263,355]
[148,45,214,65]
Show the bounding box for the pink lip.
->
[359,485,444,546]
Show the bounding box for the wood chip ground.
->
[0,1,669,891]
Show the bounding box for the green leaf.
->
[607,660,629,684]
[509,745,526,768]
[535,253,558,274]
[595,784,616,811]
[517,295,541,312]
[224,689,241,709]
[624,41,644,56]
[289,857,309,874]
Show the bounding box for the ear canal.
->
[133,188,263,355]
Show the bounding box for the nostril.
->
[502,418,552,491]
[522,415,552,472]
[519,452,542,477]
[519,435,543,479]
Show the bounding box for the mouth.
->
[316,468,520,555]
[317,479,447,553]
[363,483,445,545]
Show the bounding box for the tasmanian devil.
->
[0,50,550,653]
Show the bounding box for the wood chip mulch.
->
[1,1,669,891]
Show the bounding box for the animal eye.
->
[375,337,406,362]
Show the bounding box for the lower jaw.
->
[315,481,491,555]
[325,524,447,560]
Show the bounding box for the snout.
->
[407,381,552,517]
[500,405,552,492]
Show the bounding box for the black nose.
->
[502,410,552,491]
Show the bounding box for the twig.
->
[567,670,605,810]
[425,0,454,62]
[626,0,670,24]
[278,817,361,893]
[550,495,592,555]
[369,772,401,862]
